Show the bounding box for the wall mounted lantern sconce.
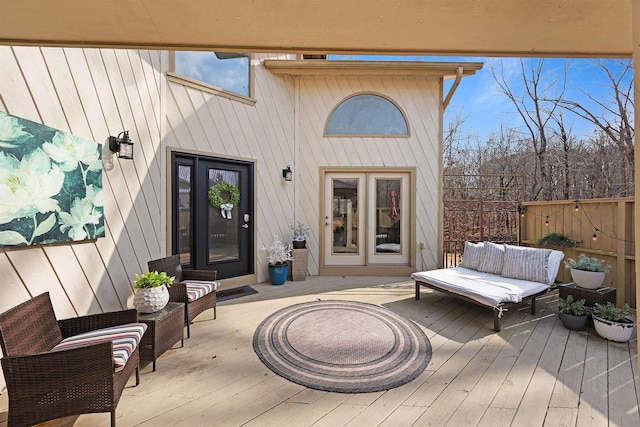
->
[109,131,134,159]
[282,165,293,181]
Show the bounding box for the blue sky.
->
[331,55,633,141]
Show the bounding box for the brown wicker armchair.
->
[0,292,142,427]
[147,254,218,338]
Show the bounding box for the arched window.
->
[325,93,409,136]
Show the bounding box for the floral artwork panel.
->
[0,111,104,247]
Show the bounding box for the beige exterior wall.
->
[0,46,167,390]
[0,49,445,389]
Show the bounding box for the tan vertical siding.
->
[0,46,165,390]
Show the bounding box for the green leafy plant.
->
[592,302,633,322]
[557,295,590,316]
[564,253,610,272]
[538,232,576,248]
[133,271,175,289]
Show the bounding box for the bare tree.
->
[490,59,567,200]
[556,60,634,196]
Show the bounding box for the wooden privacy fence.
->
[521,198,635,308]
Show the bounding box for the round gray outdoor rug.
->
[253,300,431,393]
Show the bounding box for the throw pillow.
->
[546,250,565,284]
[460,241,484,270]
[501,244,552,284]
[478,242,505,275]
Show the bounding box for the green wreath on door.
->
[208,182,240,219]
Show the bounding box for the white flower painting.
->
[0,111,104,247]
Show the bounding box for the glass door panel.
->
[207,168,240,263]
[176,164,193,266]
[324,173,365,266]
[368,173,409,264]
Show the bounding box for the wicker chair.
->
[0,292,142,427]
[147,254,218,338]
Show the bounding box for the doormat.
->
[216,286,258,302]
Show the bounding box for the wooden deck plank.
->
[549,328,589,409]
[511,319,570,427]
[544,407,578,427]
[0,279,637,427]
[607,341,640,427]
[413,344,502,425]
[477,407,516,427]
[576,332,610,427]
[443,299,537,427]
[490,303,558,410]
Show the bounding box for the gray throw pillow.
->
[501,244,552,284]
[478,242,505,275]
[460,241,483,270]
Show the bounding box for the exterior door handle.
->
[242,224,249,229]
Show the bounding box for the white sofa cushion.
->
[478,242,505,275]
[501,244,551,284]
[411,267,550,308]
[460,241,484,270]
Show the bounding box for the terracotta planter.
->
[592,315,635,342]
[559,312,589,331]
[133,285,170,313]
[570,268,605,289]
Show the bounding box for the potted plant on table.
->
[564,253,610,289]
[289,219,310,249]
[262,234,293,285]
[133,271,175,313]
[557,295,590,331]
[591,302,636,342]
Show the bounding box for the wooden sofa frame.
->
[415,280,548,332]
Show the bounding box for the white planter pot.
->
[592,315,635,342]
[134,285,170,313]
[570,268,605,289]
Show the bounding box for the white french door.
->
[324,172,410,266]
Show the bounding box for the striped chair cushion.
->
[501,244,552,284]
[52,323,147,370]
[183,280,220,302]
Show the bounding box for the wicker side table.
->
[138,302,184,371]
[558,282,616,307]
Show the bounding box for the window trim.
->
[324,92,411,138]
[168,52,255,105]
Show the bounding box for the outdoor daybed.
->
[412,242,564,331]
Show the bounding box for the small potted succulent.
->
[591,302,635,342]
[557,295,590,331]
[262,234,293,285]
[564,253,610,289]
[289,219,310,249]
[133,271,175,313]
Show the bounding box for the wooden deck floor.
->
[1,276,638,426]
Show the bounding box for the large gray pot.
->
[559,312,589,331]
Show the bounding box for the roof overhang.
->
[0,1,632,57]
[264,60,484,79]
